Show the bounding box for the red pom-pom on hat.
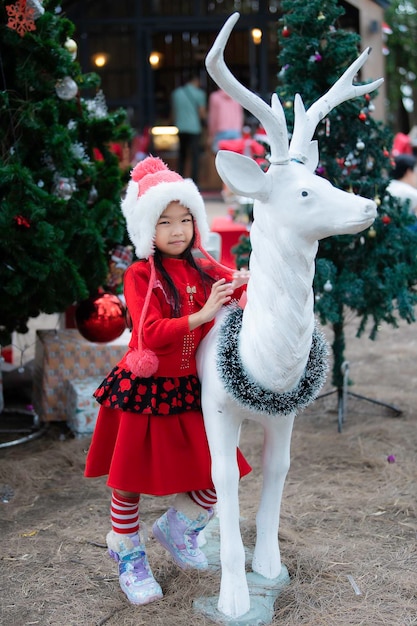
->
[131,156,168,182]
[131,155,183,200]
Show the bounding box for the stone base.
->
[194,516,290,625]
[194,567,290,626]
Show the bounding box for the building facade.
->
[63,0,390,187]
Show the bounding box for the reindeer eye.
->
[301,191,309,197]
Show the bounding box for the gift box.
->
[33,329,130,422]
[65,377,102,436]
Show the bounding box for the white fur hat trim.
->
[121,177,210,259]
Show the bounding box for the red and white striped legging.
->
[110,489,216,535]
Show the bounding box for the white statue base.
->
[194,517,290,625]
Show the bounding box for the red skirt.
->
[84,406,251,495]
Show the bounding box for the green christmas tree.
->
[0,0,133,346]
[235,0,417,402]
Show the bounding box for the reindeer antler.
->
[205,12,290,165]
[289,48,384,163]
[206,13,384,168]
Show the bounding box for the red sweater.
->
[119,256,240,378]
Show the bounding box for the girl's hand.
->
[231,268,250,289]
[200,278,234,321]
[188,278,234,330]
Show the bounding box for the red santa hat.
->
[121,156,233,377]
[121,156,210,259]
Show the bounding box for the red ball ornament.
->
[75,292,127,343]
[282,25,290,37]
[381,215,391,225]
[358,111,367,122]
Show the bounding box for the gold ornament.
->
[317,12,325,20]
[368,227,376,238]
[65,38,77,54]
[374,196,381,206]
[64,38,78,61]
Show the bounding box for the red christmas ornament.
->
[282,25,290,37]
[13,214,31,228]
[381,215,391,225]
[75,292,127,343]
[364,93,371,102]
[358,111,367,122]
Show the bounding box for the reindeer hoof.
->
[193,566,290,625]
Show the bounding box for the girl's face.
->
[154,201,194,258]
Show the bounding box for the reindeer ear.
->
[215,151,271,201]
[305,140,319,172]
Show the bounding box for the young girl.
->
[85,156,251,606]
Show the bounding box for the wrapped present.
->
[33,328,130,422]
[65,377,102,436]
[105,244,133,294]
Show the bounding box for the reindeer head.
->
[205,13,381,242]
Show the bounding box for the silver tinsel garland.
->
[216,306,329,416]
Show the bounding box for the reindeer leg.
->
[252,413,295,579]
[203,400,250,618]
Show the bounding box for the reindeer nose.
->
[365,201,378,216]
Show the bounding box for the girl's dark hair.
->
[153,233,216,317]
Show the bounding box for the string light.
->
[92,53,109,68]
[251,28,262,45]
[149,51,163,68]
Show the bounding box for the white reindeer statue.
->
[195,12,382,622]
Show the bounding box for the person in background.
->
[207,88,244,154]
[386,154,417,217]
[84,156,251,607]
[171,74,206,184]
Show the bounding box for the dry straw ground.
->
[1,318,416,626]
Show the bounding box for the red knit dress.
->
[84,256,251,495]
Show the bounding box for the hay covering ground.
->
[1,319,416,626]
